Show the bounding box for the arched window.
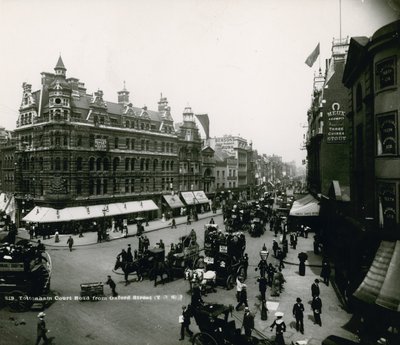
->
[131,179,135,192]
[131,139,135,150]
[161,160,165,171]
[140,158,145,171]
[103,158,109,170]
[170,161,174,171]
[125,158,130,171]
[77,157,83,171]
[166,143,169,152]
[126,120,130,128]
[55,157,61,170]
[153,159,158,171]
[55,132,61,146]
[113,157,120,171]
[131,158,135,171]
[96,179,101,195]
[165,161,170,171]
[89,157,95,171]
[103,179,108,194]
[145,159,150,171]
[125,179,129,193]
[96,158,102,171]
[63,158,68,171]
[126,138,130,149]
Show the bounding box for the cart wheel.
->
[226,275,234,290]
[7,290,32,312]
[192,332,218,345]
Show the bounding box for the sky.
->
[0,0,398,166]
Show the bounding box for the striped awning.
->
[353,240,400,312]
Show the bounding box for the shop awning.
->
[0,193,11,212]
[22,200,159,223]
[353,240,400,312]
[289,194,320,217]
[180,192,196,205]
[163,195,184,209]
[193,191,210,204]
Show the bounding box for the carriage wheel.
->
[192,332,218,345]
[7,290,32,312]
[226,275,234,290]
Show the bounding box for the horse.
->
[184,268,217,295]
[114,258,143,285]
[151,260,172,287]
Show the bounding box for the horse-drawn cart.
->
[169,234,200,277]
[191,302,271,345]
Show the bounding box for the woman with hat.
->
[270,312,286,345]
[35,312,49,345]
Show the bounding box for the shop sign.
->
[219,245,228,253]
[95,138,107,150]
[377,113,397,155]
[326,102,346,143]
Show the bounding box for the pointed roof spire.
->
[55,55,66,70]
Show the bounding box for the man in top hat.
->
[311,279,320,298]
[242,307,255,337]
[311,295,322,326]
[292,297,305,334]
[270,312,286,345]
[35,312,48,345]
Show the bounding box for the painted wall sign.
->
[326,102,346,143]
[377,113,397,155]
[95,138,107,150]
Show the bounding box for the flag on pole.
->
[305,43,320,67]
[195,114,210,139]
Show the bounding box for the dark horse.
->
[151,260,172,287]
[114,258,143,285]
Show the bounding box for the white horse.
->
[184,268,217,294]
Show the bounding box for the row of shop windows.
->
[18,157,177,172]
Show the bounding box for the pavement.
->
[13,209,359,345]
[16,209,222,247]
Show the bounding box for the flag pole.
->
[339,0,342,41]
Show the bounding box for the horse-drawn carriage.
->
[169,234,200,278]
[0,242,52,311]
[248,218,265,238]
[203,226,247,290]
[114,247,170,286]
[190,302,271,345]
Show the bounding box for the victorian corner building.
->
[306,20,400,338]
[0,57,231,227]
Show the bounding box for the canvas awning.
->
[0,193,11,212]
[22,200,159,223]
[180,191,196,205]
[289,194,320,217]
[163,195,184,209]
[353,240,400,312]
[193,191,210,204]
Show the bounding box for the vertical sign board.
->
[376,57,396,90]
[378,183,397,230]
[377,113,397,155]
[326,103,346,143]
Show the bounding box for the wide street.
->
[0,212,359,345]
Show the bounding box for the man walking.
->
[311,279,320,298]
[35,312,49,345]
[242,307,255,337]
[311,296,322,326]
[179,305,193,341]
[235,284,248,311]
[105,275,118,297]
[320,259,331,286]
[292,297,305,334]
[67,236,74,252]
[127,244,133,262]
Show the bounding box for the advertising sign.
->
[95,138,107,151]
[377,113,397,155]
[326,102,346,143]
[378,183,397,230]
[376,57,396,90]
